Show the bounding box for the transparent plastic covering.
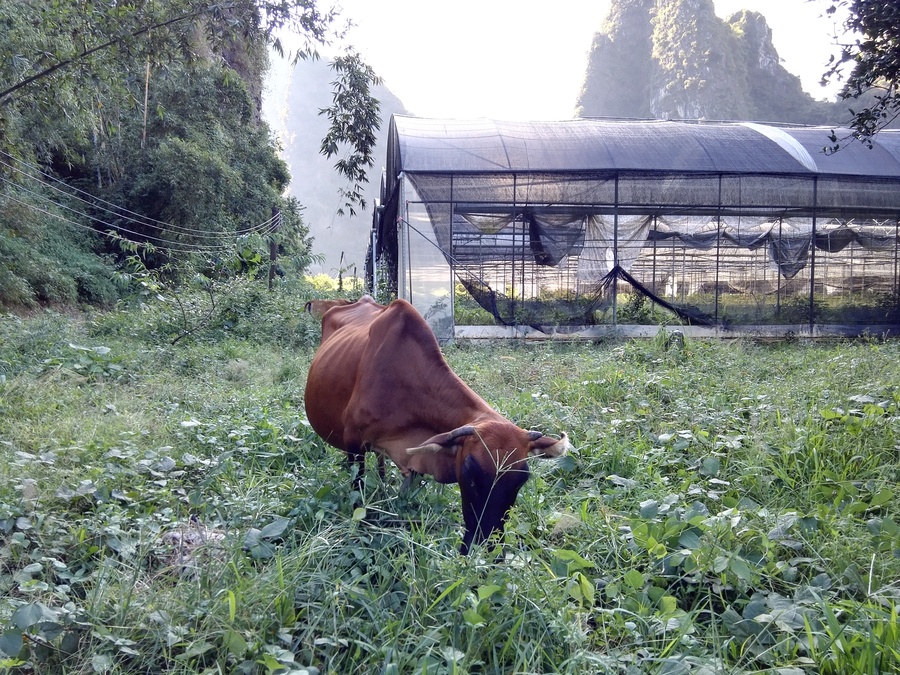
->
[376,116,900,333]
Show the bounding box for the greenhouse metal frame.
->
[371,115,900,340]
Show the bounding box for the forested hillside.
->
[0,0,378,310]
[576,0,848,124]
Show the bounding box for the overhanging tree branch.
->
[823,0,900,150]
[0,7,207,104]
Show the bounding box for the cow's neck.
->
[423,368,505,430]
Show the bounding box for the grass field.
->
[1,281,899,674]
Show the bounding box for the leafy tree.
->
[319,51,382,217]
[825,1,900,148]
[0,0,381,307]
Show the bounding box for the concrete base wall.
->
[453,324,900,341]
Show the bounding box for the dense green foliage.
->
[576,0,849,124]
[1,287,899,673]
[0,0,380,309]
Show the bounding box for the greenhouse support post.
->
[370,226,377,297]
[895,218,899,304]
[613,175,619,326]
[809,177,818,330]
[715,175,723,324]
[776,219,782,315]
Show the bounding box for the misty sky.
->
[295,0,849,121]
[261,1,852,272]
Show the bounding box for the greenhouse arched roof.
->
[378,115,900,231]
[386,115,900,177]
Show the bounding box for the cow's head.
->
[407,421,571,555]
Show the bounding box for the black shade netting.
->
[457,265,718,329]
[458,273,610,328]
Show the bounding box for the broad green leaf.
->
[869,486,894,508]
[92,654,113,672]
[222,629,248,657]
[244,528,262,547]
[730,557,755,581]
[846,500,869,515]
[566,577,584,603]
[462,608,484,626]
[19,562,42,576]
[0,629,23,658]
[553,548,594,571]
[624,569,644,590]
[37,622,63,640]
[259,653,284,672]
[678,529,702,550]
[554,454,577,472]
[259,517,291,539]
[11,604,43,630]
[178,640,214,659]
[639,499,659,518]
[578,573,595,605]
[699,456,720,477]
[809,573,832,590]
[647,585,666,603]
[477,584,503,601]
[659,595,679,615]
[650,542,668,558]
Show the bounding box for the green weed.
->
[2,294,900,672]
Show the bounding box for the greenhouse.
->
[371,115,900,340]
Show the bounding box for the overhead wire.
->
[0,179,281,254]
[0,172,278,252]
[0,152,282,254]
[1,192,244,255]
[0,149,281,240]
[0,149,280,240]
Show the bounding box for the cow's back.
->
[305,298,484,456]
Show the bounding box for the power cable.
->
[2,181,280,255]
[0,149,279,239]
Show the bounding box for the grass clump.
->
[1,291,900,673]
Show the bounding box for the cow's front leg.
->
[346,446,365,495]
[399,470,421,496]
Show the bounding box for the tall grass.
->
[1,287,899,673]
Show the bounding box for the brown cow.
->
[304,295,571,554]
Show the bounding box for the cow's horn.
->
[407,425,476,455]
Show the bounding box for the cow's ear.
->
[407,425,476,455]
[528,432,572,458]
